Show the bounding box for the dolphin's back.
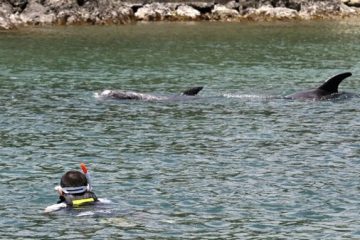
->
[96,86,204,101]
[181,87,203,96]
[285,72,353,100]
[109,91,143,100]
[96,90,160,100]
[318,72,352,93]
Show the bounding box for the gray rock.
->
[212,4,239,20]
[42,0,79,12]
[188,1,213,15]
[0,2,16,29]
[135,3,174,21]
[225,0,239,10]
[90,1,134,24]
[20,1,56,25]
[342,0,360,7]
[244,5,299,20]
[176,4,201,19]
[8,0,28,13]
[0,13,14,30]
[299,0,342,19]
[46,0,135,25]
[0,0,359,29]
[339,2,356,14]
[56,9,76,24]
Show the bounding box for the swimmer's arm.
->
[97,198,112,204]
[44,203,67,213]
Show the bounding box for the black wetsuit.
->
[57,191,98,206]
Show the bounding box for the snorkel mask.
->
[55,163,93,194]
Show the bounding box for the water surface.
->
[0,20,360,239]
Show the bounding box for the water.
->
[0,20,360,239]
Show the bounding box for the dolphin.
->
[285,72,353,100]
[95,87,204,101]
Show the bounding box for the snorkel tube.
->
[80,163,92,191]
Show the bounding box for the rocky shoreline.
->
[1,0,360,30]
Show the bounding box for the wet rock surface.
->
[0,0,359,29]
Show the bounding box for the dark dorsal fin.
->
[318,72,352,93]
[182,87,204,96]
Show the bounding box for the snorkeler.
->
[45,163,98,213]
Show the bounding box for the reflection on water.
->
[0,20,360,238]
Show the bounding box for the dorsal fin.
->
[318,72,352,93]
[182,87,203,96]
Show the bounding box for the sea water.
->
[0,20,360,239]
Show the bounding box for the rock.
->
[40,0,79,24]
[244,5,299,20]
[56,9,76,24]
[270,0,302,10]
[44,0,135,25]
[0,2,16,29]
[175,5,201,20]
[239,0,269,9]
[135,3,174,21]
[20,1,56,25]
[90,1,135,24]
[114,5,135,23]
[78,8,97,24]
[299,1,342,19]
[0,13,14,30]
[212,4,240,20]
[339,2,356,14]
[189,1,214,9]
[8,0,28,13]
[0,0,359,29]
[225,0,240,10]
[188,1,213,15]
[164,3,180,11]
[342,0,360,6]
[42,0,79,12]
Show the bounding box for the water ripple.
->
[1,21,360,239]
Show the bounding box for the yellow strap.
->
[72,198,95,206]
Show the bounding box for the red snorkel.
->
[80,163,92,191]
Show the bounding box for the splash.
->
[223,93,276,100]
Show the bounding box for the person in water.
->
[56,170,97,206]
[45,163,98,212]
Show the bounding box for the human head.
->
[60,170,88,194]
